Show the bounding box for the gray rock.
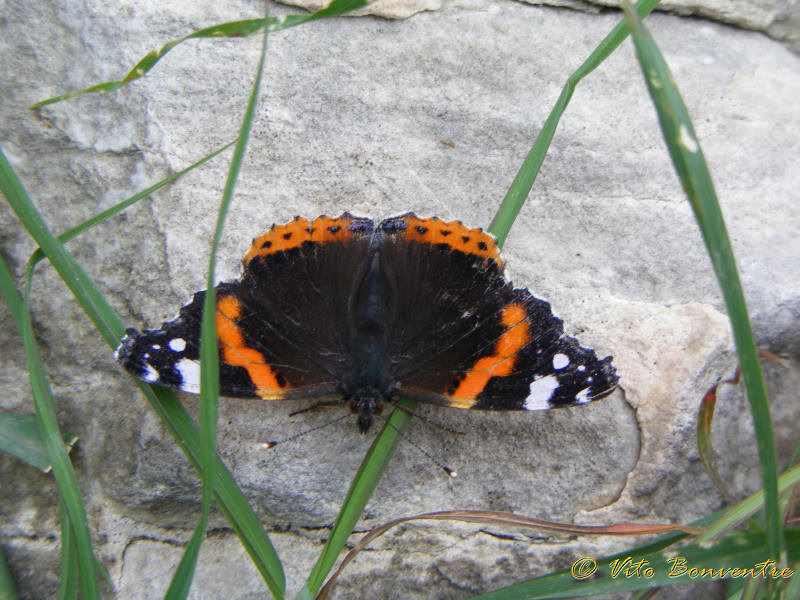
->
[283,0,800,53]
[1,1,798,598]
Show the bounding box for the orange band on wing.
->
[216,294,284,398]
[447,303,530,406]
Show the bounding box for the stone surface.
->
[1,0,799,598]
[283,0,800,52]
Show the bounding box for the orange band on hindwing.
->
[447,303,530,407]
[216,294,285,398]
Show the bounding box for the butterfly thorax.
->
[342,251,394,432]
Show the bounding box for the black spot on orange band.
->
[243,214,372,266]
[390,214,502,265]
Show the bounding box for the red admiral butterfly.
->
[115,213,618,431]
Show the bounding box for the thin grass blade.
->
[621,0,781,561]
[32,0,372,108]
[145,385,286,598]
[28,141,234,269]
[18,284,99,600]
[58,501,79,600]
[317,510,694,599]
[468,529,799,599]
[0,200,100,599]
[1,149,285,597]
[165,5,273,597]
[299,400,414,599]
[697,370,740,504]
[488,0,660,246]
[0,543,20,600]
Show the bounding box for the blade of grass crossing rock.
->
[0,219,99,597]
[145,384,286,598]
[20,290,99,598]
[465,469,800,599]
[488,0,660,246]
[0,543,20,600]
[468,529,800,600]
[58,500,79,600]
[303,4,666,595]
[299,401,414,599]
[28,141,235,269]
[465,504,725,599]
[621,1,781,561]
[165,6,273,598]
[1,149,285,597]
[32,0,373,108]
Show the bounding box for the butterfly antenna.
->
[262,413,350,448]
[288,399,343,417]
[376,409,458,478]
[388,402,466,436]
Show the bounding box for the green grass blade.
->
[0,411,77,473]
[1,149,126,348]
[695,463,800,545]
[165,6,273,598]
[488,0,660,247]
[58,501,79,600]
[0,199,99,600]
[621,0,781,561]
[299,400,415,599]
[469,529,799,599]
[28,141,234,269]
[164,521,207,600]
[32,0,372,109]
[0,542,20,600]
[145,385,286,598]
[19,294,99,599]
[464,506,720,599]
[697,377,735,503]
[299,3,662,592]
[1,149,285,598]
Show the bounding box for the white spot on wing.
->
[524,375,560,410]
[552,353,569,370]
[142,363,159,384]
[169,338,187,352]
[176,358,201,394]
[575,388,592,404]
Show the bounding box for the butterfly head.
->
[348,387,386,433]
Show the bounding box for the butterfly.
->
[115,213,618,432]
